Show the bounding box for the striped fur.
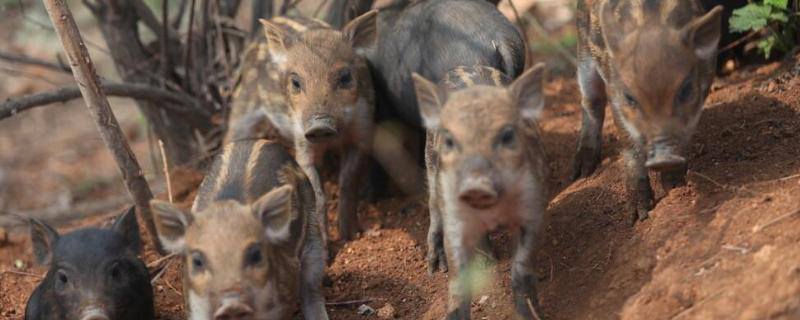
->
[574,0,722,223]
[155,140,328,320]
[440,65,511,90]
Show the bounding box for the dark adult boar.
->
[225,12,378,242]
[367,0,526,128]
[572,0,723,223]
[151,140,328,320]
[414,64,549,320]
[25,207,154,320]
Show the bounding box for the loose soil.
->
[1,46,799,320]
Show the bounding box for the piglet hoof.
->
[426,244,448,274]
[660,166,688,192]
[628,194,654,226]
[571,146,601,181]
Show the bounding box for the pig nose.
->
[304,116,338,143]
[80,308,109,320]
[214,296,254,320]
[645,143,686,171]
[459,180,499,210]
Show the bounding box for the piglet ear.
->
[343,9,378,51]
[260,19,288,56]
[412,73,447,130]
[599,1,625,56]
[509,63,546,121]
[29,218,59,266]
[150,200,192,254]
[252,185,297,243]
[112,206,142,254]
[681,5,723,61]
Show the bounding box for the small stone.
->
[14,259,25,269]
[357,304,375,316]
[477,295,489,305]
[377,303,396,319]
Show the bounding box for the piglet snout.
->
[213,294,254,320]
[459,177,499,210]
[80,307,109,320]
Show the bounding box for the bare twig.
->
[0,50,71,73]
[720,30,762,54]
[160,0,170,89]
[325,298,374,307]
[506,0,532,69]
[1,270,43,279]
[689,171,757,196]
[131,0,178,40]
[149,258,172,284]
[0,82,206,121]
[184,0,197,92]
[172,0,189,29]
[41,0,165,254]
[147,252,177,268]
[158,140,174,203]
[753,209,800,233]
[526,298,543,320]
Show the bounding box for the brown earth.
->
[1,30,799,320]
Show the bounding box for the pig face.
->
[260,11,377,144]
[414,65,546,215]
[28,207,152,320]
[151,185,298,320]
[600,4,723,170]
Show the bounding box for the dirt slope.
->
[2,56,799,320]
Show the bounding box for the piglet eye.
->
[289,73,302,94]
[676,78,694,105]
[443,135,455,150]
[109,263,122,280]
[499,128,516,148]
[55,269,69,291]
[244,244,263,267]
[190,252,206,272]
[623,92,638,108]
[338,69,353,88]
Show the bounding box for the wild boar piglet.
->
[25,207,154,320]
[573,0,723,223]
[226,11,378,243]
[151,140,328,320]
[415,64,549,320]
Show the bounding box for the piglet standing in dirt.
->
[572,0,723,223]
[225,11,378,242]
[25,207,154,320]
[150,140,328,320]
[413,64,549,320]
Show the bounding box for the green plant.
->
[730,0,798,59]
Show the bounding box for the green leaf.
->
[765,0,789,9]
[730,4,773,33]
[770,11,789,23]
[757,36,777,59]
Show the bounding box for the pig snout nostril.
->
[304,126,338,141]
[80,308,109,320]
[645,151,686,171]
[459,188,498,209]
[213,300,254,320]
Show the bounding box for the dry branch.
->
[0,50,70,73]
[41,0,165,254]
[0,82,207,120]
